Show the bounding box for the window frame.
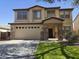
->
[33,10,41,19]
[60,11,70,19]
[47,10,55,18]
[16,11,27,20]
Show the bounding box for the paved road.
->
[0,40,39,59]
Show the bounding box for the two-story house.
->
[9,5,73,40]
[0,26,10,40]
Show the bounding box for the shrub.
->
[64,31,79,44]
[68,34,79,44]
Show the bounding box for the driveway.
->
[0,40,39,59]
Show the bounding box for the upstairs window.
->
[33,10,41,19]
[65,11,70,18]
[17,11,27,20]
[60,11,70,19]
[60,11,65,18]
[47,10,55,18]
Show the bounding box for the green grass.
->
[36,42,79,59]
[64,46,79,58]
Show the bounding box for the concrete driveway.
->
[0,40,39,59]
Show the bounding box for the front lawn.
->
[36,42,79,59]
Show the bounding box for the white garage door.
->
[14,25,43,40]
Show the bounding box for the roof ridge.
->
[13,5,60,11]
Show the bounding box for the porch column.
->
[58,24,63,40]
[53,25,55,38]
[55,24,58,38]
[10,25,15,39]
[42,24,48,40]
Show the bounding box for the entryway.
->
[48,28,54,38]
[42,17,64,40]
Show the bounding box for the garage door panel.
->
[14,25,43,39]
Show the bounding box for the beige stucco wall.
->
[55,9,60,17]
[59,10,72,25]
[61,10,73,30]
[74,14,79,34]
[11,24,43,40]
[10,25,15,39]
[14,6,60,23]
[44,19,62,24]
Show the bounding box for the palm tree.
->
[40,0,79,5]
[73,0,79,5]
[43,0,55,3]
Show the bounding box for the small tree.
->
[73,0,79,5]
[64,31,79,44]
[39,0,79,5]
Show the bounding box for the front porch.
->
[41,17,64,40]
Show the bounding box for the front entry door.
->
[48,29,53,38]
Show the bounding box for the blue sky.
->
[0,0,79,25]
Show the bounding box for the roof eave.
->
[60,8,74,10]
[13,5,60,11]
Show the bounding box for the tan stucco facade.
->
[9,5,73,40]
[10,18,63,40]
[74,14,79,34]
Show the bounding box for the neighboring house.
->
[9,5,73,40]
[0,26,10,40]
[74,14,79,34]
